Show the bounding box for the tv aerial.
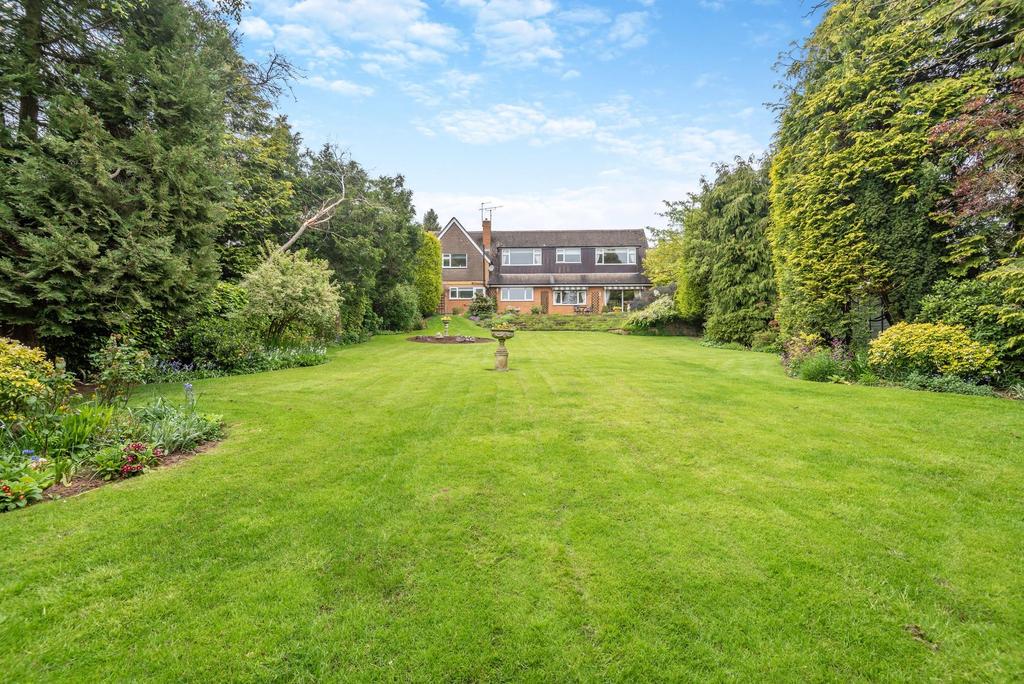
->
[480,202,502,222]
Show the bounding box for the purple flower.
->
[22,449,34,456]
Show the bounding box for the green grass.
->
[2,316,1022,681]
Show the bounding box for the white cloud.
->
[240,16,274,40]
[258,0,463,74]
[432,95,762,176]
[561,69,581,80]
[415,177,690,231]
[608,11,649,49]
[305,75,375,97]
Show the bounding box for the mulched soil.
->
[407,335,494,344]
[44,441,220,501]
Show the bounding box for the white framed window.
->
[449,287,485,300]
[443,253,468,268]
[595,247,636,265]
[555,248,581,264]
[502,248,542,266]
[500,287,534,302]
[553,289,587,305]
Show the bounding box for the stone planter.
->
[491,328,515,371]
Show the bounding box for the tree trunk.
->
[17,0,43,141]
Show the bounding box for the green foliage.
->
[869,322,999,381]
[496,313,628,332]
[467,294,496,318]
[0,477,45,511]
[797,352,844,383]
[242,248,341,343]
[662,158,775,343]
[129,398,223,454]
[769,0,1022,341]
[90,442,160,481]
[625,296,679,330]
[219,117,301,279]
[421,208,440,233]
[375,284,421,332]
[412,231,442,317]
[0,337,70,424]
[918,278,1022,379]
[89,335,151,405]
[898,372,997,398]
[0,0,237,367]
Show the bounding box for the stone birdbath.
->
[490,325,515,371]
[442,314,451,337]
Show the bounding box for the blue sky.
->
[237,0,819,229]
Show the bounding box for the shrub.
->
[781,332,824,375]
[242,248,341,343]
[797,351,843,382]
[918,278,1022,380]
[49,403,115,463]
[467,294,496,318]
[172,316,264,372]
[750,327,782,353]
[868,322,999,381]
[898,372,998,397]
[704,310,774,347]
[625,296,679,330]
[375,284,422,331]
[412,231,443,317]
[0,338,72,424]
[89,335,152,405]
[451,306,464,316]
[530,306,542,315]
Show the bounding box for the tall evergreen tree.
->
[666,158,775,345]
[422,208,440,233]
[0,0,241,364]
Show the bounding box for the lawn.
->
[2,316,1022,681]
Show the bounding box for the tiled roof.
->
[489,273,651,286]
[466,229,648,248]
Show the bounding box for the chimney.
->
[482,217,492,255]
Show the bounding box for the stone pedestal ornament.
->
[491,328,514,371]
[442,315,451,337]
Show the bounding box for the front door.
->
[540,289,550,313]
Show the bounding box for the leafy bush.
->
[49,403,114,463]
[174,316,265,372]
[89,335,151,405]
[0,338,73,424]
[467,294,496,318]
[412,231,443,316]
[797,352,844,382]
[918,278,1022,380]
[375,284,422,331]
[898,372,998,397]
[625,296,679,330]
[242,248,341,343]
[530,306,542,315]
[750,327,782,353]
[129,397,223,454]
[704,310,774,347]
[868,322,999,381]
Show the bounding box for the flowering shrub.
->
[868,322,999,381]
[90,442,163,481]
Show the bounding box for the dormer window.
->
[595,247,636,265]
[555,248,581,264]
[502,248,542,266]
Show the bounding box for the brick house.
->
[435,217,651,314]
